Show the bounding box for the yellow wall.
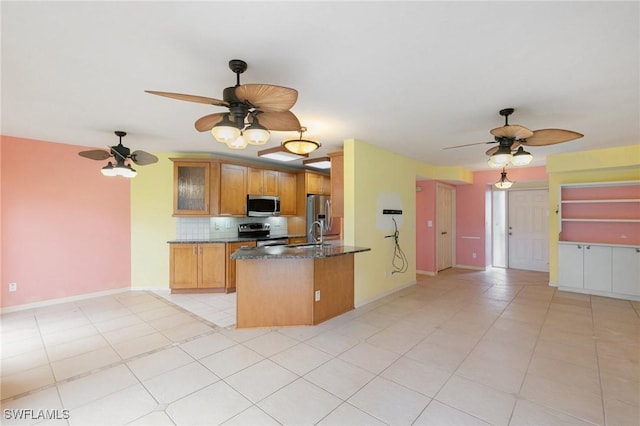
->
[130,154,176,289]
[546,145,640,284]
[344,139,472,305]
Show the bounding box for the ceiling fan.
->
[78,131,158,177]
[145,59,301,146]
[445,108,584,167]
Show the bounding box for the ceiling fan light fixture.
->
[226,135,249,150]
[101,162,117,177]
[511,146,533,166]
[211,114,241,143]
[494,168,513,189]
[243,118,270,145]
[488,145,513,168]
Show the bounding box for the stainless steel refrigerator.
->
[306,194,334,242]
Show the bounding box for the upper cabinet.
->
[306,171,331,195]
[172,158,300,217]
[278,171,297,215]
[248,167,278,196]
[219,163,247,216]
[172,160,217,216]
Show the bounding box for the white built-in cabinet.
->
[557,180,640,299]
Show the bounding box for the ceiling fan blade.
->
[520,129,584,146]
[485,141,520,156]
[251,111,301,131]
[145,90,228,107]
[490,125,534,140]
[235,84,298,112]
[130,151,159,166]
[79,149,112,160]
[195,113,227,132]
[443,141,495,150]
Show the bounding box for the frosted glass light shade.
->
[282,138,320,155]
[226,135,249,150]
[211,115,241,143]
[511,146,533,166]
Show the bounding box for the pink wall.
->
[456,166,548,269]
[416,180,436,272]
[1,136,131,308]
[416,166,549,273]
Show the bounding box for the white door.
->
[508,189,549,272]
[436,184,455,271]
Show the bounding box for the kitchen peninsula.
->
[231,244,370,328]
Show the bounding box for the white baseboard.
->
[557,286,640,302]
[0,287,130,315]
[416,270,436,276]
[355,279,417,309]
[453,264,486,271]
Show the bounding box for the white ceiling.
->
[2,1,638,171]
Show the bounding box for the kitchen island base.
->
[236,254,354,328]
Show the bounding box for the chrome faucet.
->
[309,220,324,245]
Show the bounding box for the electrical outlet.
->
[9,282,17,292]
[314,290,321,302]
[472,252,477,259]
[214,222,220,230]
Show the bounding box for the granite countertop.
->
[230,243,371,259]
[167,234,306,244]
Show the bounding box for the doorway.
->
[436,183,455,272]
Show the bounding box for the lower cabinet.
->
[170,243,226,290]
[170,241,257,293]
[612,246,640,295]
[558,243,640,298]
[226,241,256,292]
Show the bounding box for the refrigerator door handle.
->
[326,199,333,231]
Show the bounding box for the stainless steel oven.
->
[238,223,288,247]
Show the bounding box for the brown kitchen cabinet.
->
[248,167,278,196]
[288,236,307,244]
[306,171,330,195]
[172,161,220,216]
[278,171,297,215]
[226,241,256,292]
[170,243,226,291]
[219,163,247,216]
[328,151,344,217]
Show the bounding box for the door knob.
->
[441,231,447,235]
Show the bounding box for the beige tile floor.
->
[1,268,639,425]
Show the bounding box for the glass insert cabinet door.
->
[174,162,211,215]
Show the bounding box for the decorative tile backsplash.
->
[176,216,289,240]
[175,217,211,240]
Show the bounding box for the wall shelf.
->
[558,180,640,245]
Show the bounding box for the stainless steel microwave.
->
[247,195,280,217]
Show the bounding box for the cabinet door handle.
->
[586,245,591,250]
[441,231,447,235]
[636,248,640,253]
[577,245,582,249]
